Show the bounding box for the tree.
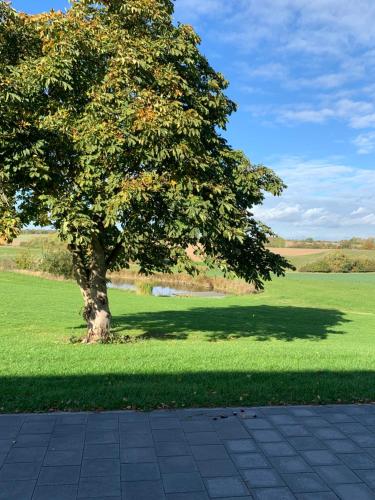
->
[0,0,291,343]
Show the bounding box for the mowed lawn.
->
[0,271,374,412]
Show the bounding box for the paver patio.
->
[0,405,375,499]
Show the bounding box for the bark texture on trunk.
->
[71,238,112,343]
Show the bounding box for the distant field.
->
[270,247,375,270]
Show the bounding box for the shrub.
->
[0,257,16,271]
[136,282,154,296]
[15,250,38,271]
[15,240,73,279]
[39,248,73,279]
[300,252,375,273]
[267,237,286,248]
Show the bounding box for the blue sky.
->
[12,0,375,239]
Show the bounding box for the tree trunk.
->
[70,239,112,344]
[83,285,111,344]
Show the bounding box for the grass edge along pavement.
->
[0,271,374,412]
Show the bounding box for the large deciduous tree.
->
[0,0,291,343]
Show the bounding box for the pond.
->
[108,278,227,298]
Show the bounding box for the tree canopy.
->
[0,0,291,341]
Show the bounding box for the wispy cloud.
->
[175,0,375,152]
[353,132,375,154]
[252,156,375,239]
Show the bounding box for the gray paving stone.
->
[87,420,119,431]
[270,456,312,473]
[57,414,88,425]
[120,432,153,447]
[210,497,252,500]
[163,472,204,493]
[336,423,368,434]
[313,428,346,440]
[87,413,119,422]
[119,422,150,433]
[232,453,269,469]
[243,419,273,430]
[356,469,375,488]
[355,415,375,426]
[205,476,249,498]
[81,458,120,477]
[197,459,238,477]
[32,484,78,500]
[122,480,165,500]
[0,428,20,439]
[0,415,25,425]
[283,473,330,493]
[151,418,182,430]
[6,446,46,463]
[49,436,84,451]
[242,468,284,488]
[14,433,51,447]
[44,449,83,466]
[301,450,339,466]
[351,433,375,448]
[85,430,119,445]
[0,462,41,480]
[118,411,150,423]
[160,456,197,473]
[191,444,229,461]
[156,442,191,456]
[252,487,295,500]
[338,452,375,469]
[0,480,35,500]
[84,443,119,459]
[314,464,361,484]
[259,442,296,457]
[121,462,160,481]
[120,446,157,463]
[182,421,213,433]
[325,414,356,424]
[325,439,360,453]
[119,412,149,423]
[25,415,56,423]
[301,417,330,428]
[1,406,375,500]
[290,409,318,417]
[289,437,326,451]
[78,475,121,498]
[165,493,209,500]
[0,439,13,452]
[186,432,221,445]
[154,429,186,442]
[333,483,375,500]
[279,425,310,437]
[225,440,257,453]
[296,494,339,500]
[214,421,250,439]
[38,465,80,485]
[250,430,284,443]
[269,415,298,425]
[21,422,55,434]
[53,424,86,437]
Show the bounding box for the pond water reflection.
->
[108,279,226,298]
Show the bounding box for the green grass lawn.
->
[0,271,374,412]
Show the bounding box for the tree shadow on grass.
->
[110,305,350,342]
[1,370,374,413]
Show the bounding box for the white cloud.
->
[175,0,375,149]
[252,156,375,239]
[353,132,375,154]
[351,207,368,216]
